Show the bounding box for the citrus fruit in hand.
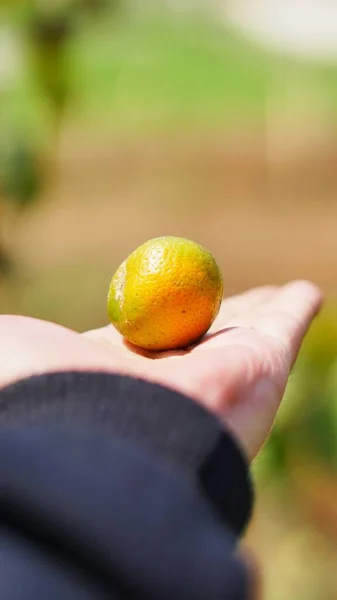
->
[107,236,223,351]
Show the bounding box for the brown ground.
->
[8,131,337,295]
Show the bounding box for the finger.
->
[193,286,278,350]
[219,287,282,331]
[255,280,323,365]
[213,286,278,329]
[214,285,278,322]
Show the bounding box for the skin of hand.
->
[0,280,322,461]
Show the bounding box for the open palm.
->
[0,281,322,460]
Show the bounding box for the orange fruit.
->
[107,236,223,351]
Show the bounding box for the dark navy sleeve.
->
[0,372,255,599]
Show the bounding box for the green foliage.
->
[0,138,43,208]
[255,306,337,484]
[0,0,122,232]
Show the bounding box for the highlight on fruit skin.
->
[107,236,223,352]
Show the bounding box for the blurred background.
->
[1,1,337,597]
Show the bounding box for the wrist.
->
[0,370,254,534]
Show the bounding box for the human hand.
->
[0,280,322,460]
